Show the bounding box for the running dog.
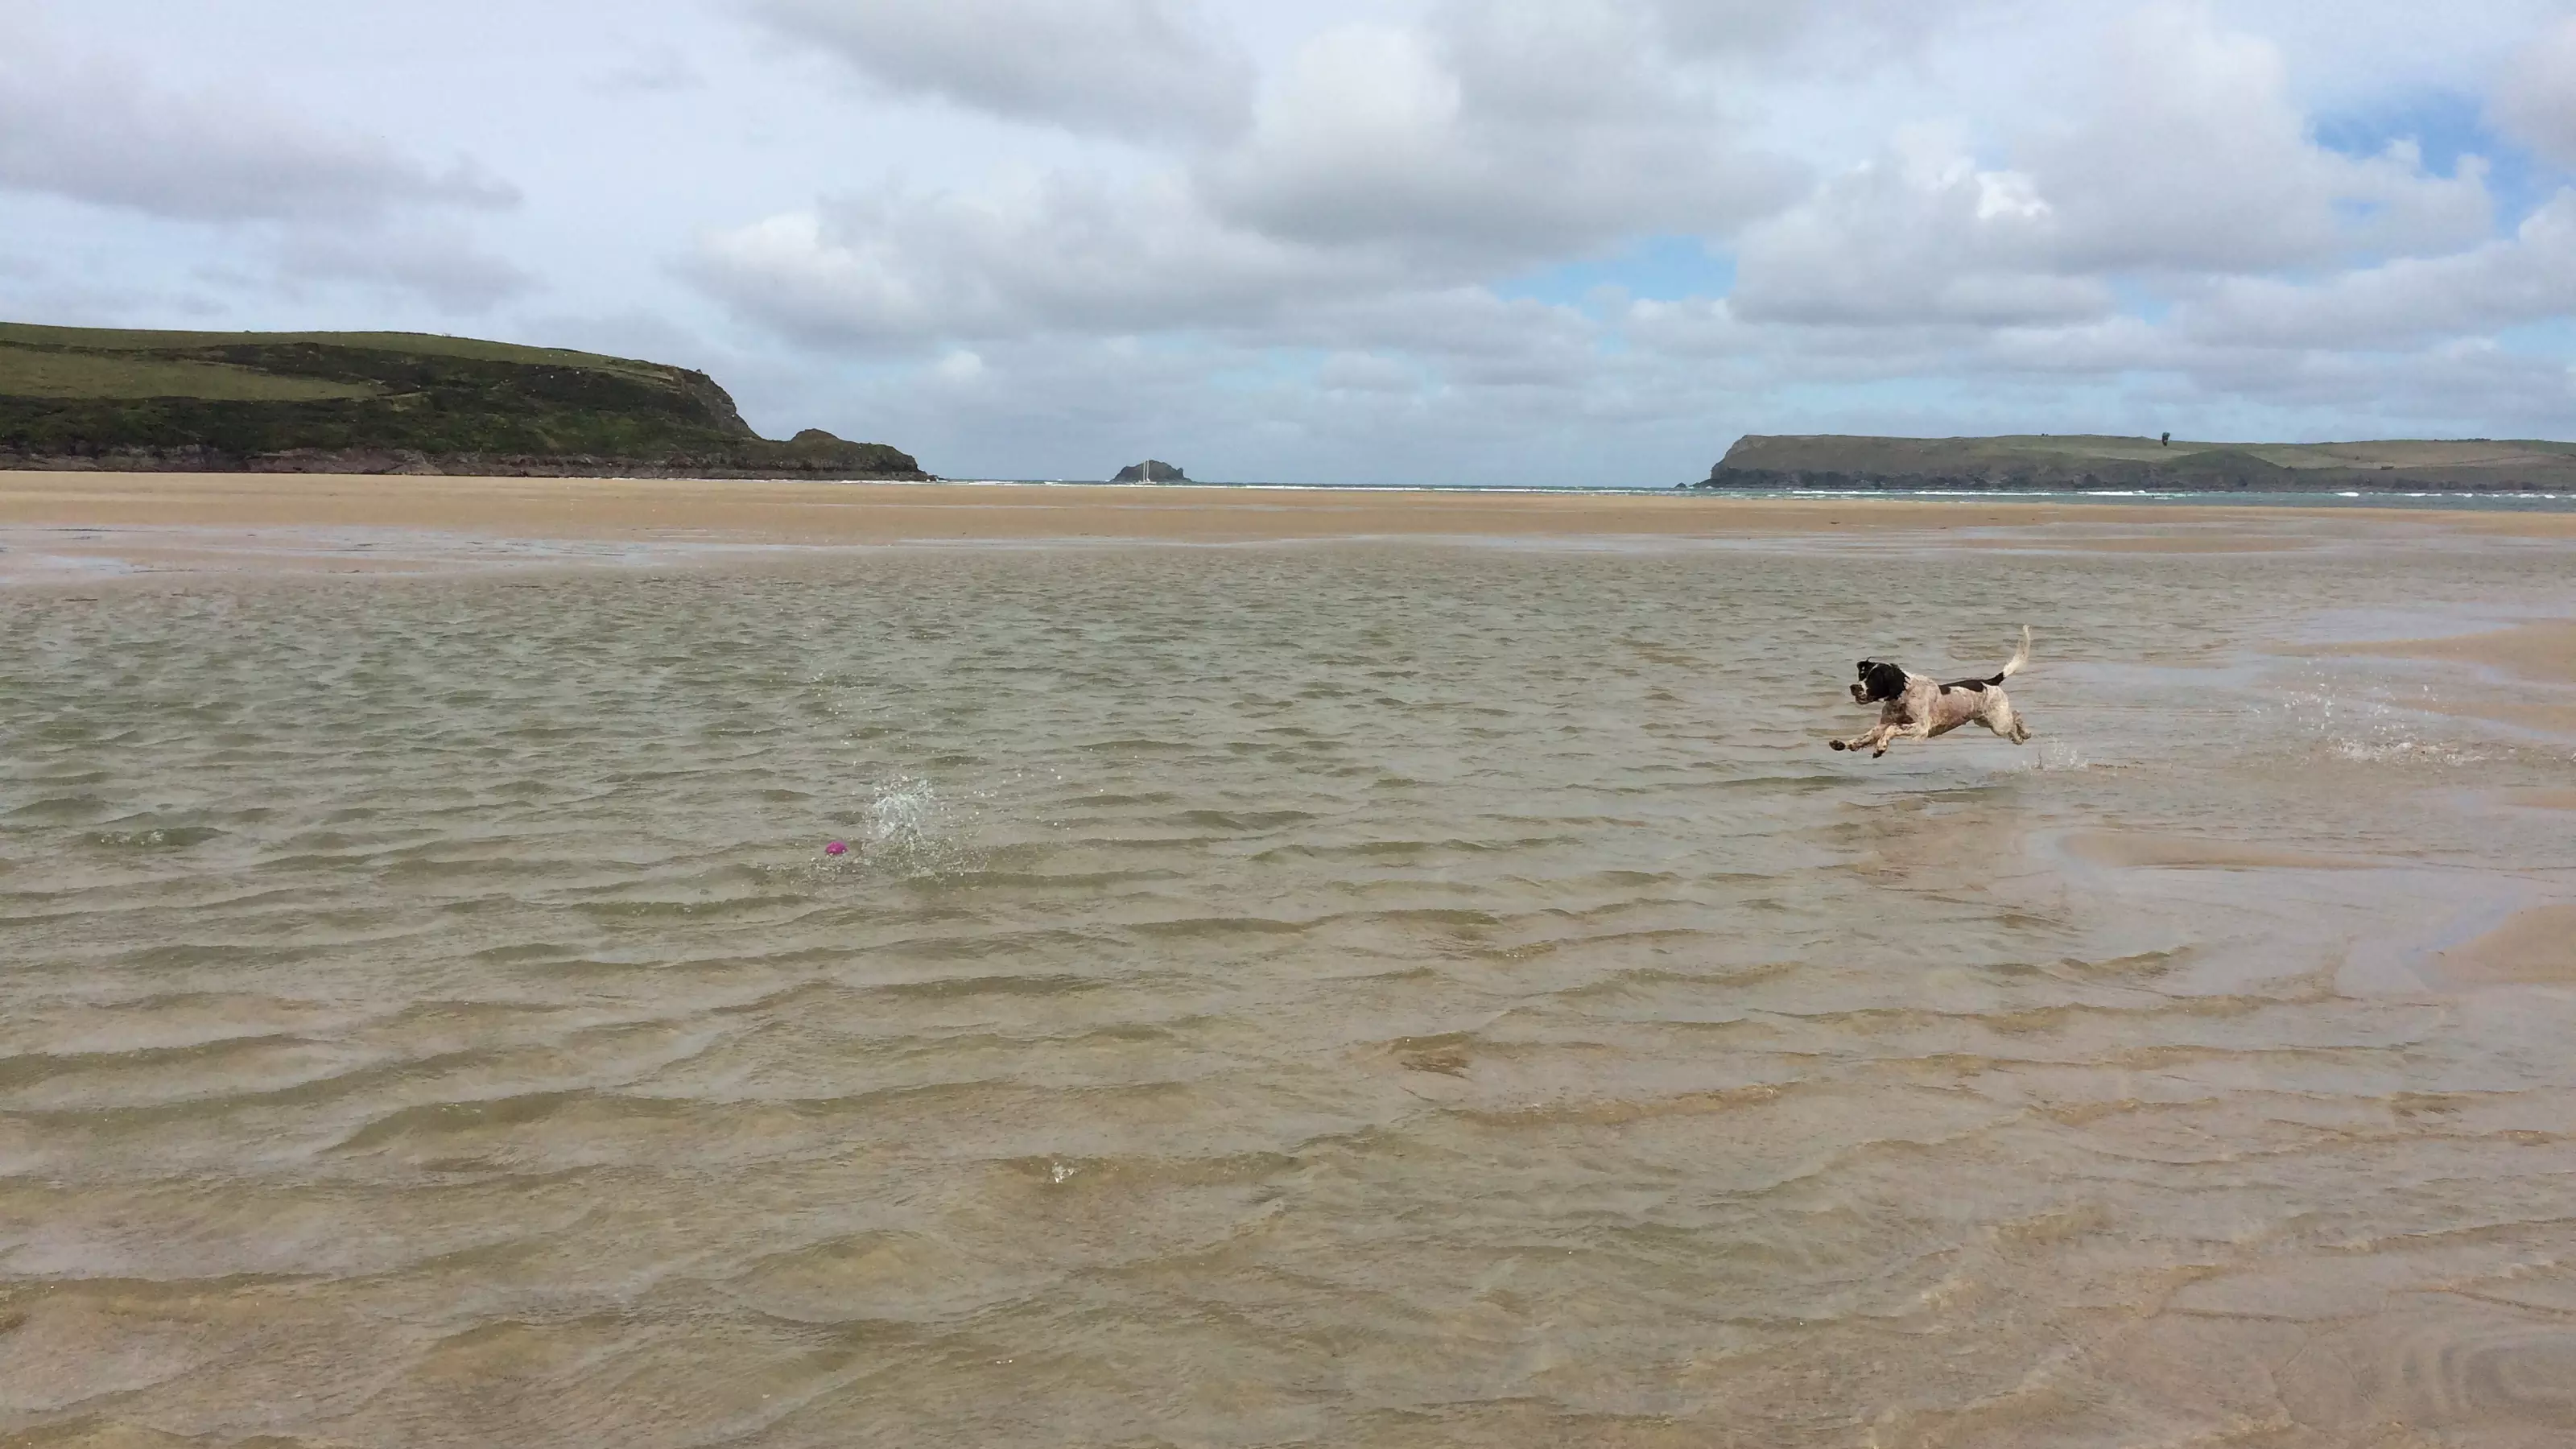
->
[1831,626,2033,758]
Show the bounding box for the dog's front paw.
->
[1828,740,1847,751]
[1872,749,1887,758]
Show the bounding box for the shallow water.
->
[5,536,2576,1447]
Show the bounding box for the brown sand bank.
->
[2318,618,2576,685]
[2059,830,2377,871]
[2439,904,2576,985]
[9,472,2576,552]
[2314,619,2576,741]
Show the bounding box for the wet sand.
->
[2320,618,2576,683]
[2316,620,2576,742]
[2440,905,2576,985]
[6,485,2576,1447]
[2058,830,2377,870]
[6,471,2576,568]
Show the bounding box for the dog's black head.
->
[1852,659,1907,704]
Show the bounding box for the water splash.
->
[849,775,977,875]
[2268,681,2484,766]
[2021,740,2091,772]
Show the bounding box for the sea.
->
[5,521,2575,1446]
[972,479,2576,514]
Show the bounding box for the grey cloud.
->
[2177,192,2576,349]
[688,0,2573,478]
[691,173,1410,345]
[694,3,1843,353]
[2493,17,2576,168]
[748,0,1252,140]
[1640,0,1995,66]
[1619,281,2573,435]
[1315,351,1419,394]
[0,50,518,223]
[590,46,708,96]
[1267,287,1599,377]
[271,227,539,314]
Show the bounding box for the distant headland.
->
[1113,460,1189,483]
[0,322,929,479]
[1690,434,2576,493]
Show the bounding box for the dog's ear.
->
[1856,660,1875,678]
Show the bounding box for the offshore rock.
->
[1113,460,1189,483]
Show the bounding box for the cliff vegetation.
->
[0,323,927,479]
[1692,434,2576,493]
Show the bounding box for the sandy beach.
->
[7,471,2576,568]
[8,473,2576,1446]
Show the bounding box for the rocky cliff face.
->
[1113,460,1189,483]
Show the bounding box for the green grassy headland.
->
[0,322,927,478]
[1694,433,2576,493]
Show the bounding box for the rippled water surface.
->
[7,538,2576,1447]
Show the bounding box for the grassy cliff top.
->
[1724,433,2576,470]
[0,321,682,384]
[1709,433,2576,490]
[0,322,923,477]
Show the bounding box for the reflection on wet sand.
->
[2,519,2573,1447]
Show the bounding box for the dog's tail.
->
[1990,625,2032,684]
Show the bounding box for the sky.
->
[2,0,2574,485]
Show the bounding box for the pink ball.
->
[824,840,848,857]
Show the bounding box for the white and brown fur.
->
[1831,626,2033,758]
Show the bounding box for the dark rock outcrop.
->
[1113,460,1189,483]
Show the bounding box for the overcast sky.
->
[3,0,2573,484]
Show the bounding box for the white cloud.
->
[0,45,517,223]
[2493,16,2576,169]
[698,3,1802,350]
[0,14,528,317]
[2178,192,2576,349]
[691,170,1382,345]
[747,0,1253,140]
[10,0,2576,481]
[2029,3,2492,272]
[1727,5,2495,330]
[1731,126,2105,326]
[1199,13,1801,264]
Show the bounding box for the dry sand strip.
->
[8,471,2576,549]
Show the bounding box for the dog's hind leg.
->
[1981,693,2032,745]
